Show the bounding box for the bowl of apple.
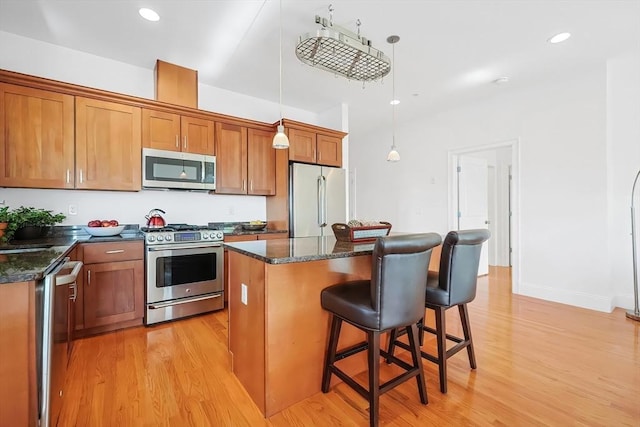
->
[83,219,124,236]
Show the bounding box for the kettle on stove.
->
[145,208,166,228]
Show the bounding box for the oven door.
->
[145,243,224,325]
[146,243,223,303]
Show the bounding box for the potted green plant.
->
[5,206,66,242]
[0,206,8,241]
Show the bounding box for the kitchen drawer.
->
[82,241,143,264]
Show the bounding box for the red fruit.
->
[101,220,112,227]
[88,220,101,227]
[109,219,119,226]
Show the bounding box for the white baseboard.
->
[612,294,636,311]
[517,281,614,313]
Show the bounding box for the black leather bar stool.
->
[387,229,490,394]
[320,233,442,427]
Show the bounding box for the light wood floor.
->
[59,267,640,426]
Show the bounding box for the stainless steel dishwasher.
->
[37,258,82,427]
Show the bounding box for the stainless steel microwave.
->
[142,148,216,190]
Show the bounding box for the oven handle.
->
[148,294,221,309]
[147,243,222,251]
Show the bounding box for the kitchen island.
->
[224,236,440,418]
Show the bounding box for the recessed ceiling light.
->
[390,99,400,105]
[548,32,571,44]
[492,77,510,85]
[139,8,160,22]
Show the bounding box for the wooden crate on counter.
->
[331,222,392,242]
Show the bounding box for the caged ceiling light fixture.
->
[296,5,391,82]
[272,0,290,149]
[386,35,400,162]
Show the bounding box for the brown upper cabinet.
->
[215,122,275,195]
[287,128,316,164]
[76,97,142,191]
[0,83,75,189]
[142,108,214,155]
[315,134,343,167]
[0,70,347,196]
[283,119,346,168]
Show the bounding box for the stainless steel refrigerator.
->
[289,163,346,237]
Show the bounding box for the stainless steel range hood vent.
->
[296,15,391,82]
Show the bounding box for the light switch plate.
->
[241,283,248,305]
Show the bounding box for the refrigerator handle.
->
[317,176,323,226]
[320,175,327,227]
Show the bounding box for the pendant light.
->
[386,35,400,162]
[272,0,289,149]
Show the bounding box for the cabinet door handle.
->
[105,249,125,254]
[175,135,179,149]
[313,148,316,161]
[183,136,187,150]
[79,169,83,184]
[242,180,246,191]
[87,270,91,286]
[250,180,253,192]
[66,169,70,184]
[318,151,322,161]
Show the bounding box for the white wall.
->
[606,52,640,310]
[351,61,634,312]
[0,31,321,226]
[0,188,265,227]
[0,31,318,125]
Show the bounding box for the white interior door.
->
[457,155,489,275]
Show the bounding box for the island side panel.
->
[228,251,266,414]
[264,255,373,417]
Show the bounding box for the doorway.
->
[448,139,519,293]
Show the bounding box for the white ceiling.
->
[1,0,639,136]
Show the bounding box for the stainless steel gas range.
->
[141,224,224,325]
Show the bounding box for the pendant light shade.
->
[386,35,400,162]
[386,148,400,162]
[273,0,289,149]
[273,124,289,149]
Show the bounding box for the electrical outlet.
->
[241,283,248,305]
[68,204,78,215]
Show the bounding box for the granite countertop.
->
[224,228,288,237]
[0,222,286,284]
[224,236,376,264]
[0,226,144,284]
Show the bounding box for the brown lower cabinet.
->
[223,233,288,304]
[76,241,144,336]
